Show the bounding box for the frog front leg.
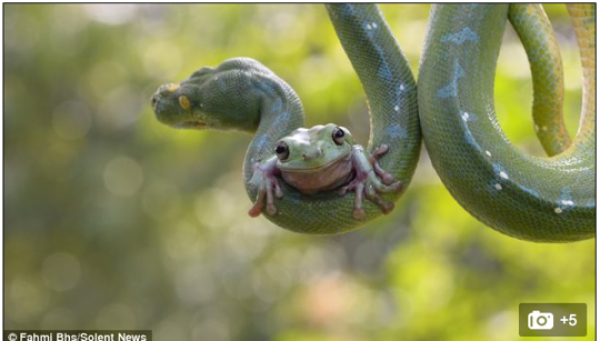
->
[248,157,284,217]
[340,144,404,220]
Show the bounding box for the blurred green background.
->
[4,4,594,341]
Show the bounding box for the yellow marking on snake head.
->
[179,95,191,109]
[168,83,181,91]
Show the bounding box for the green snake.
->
[151,4,595,242]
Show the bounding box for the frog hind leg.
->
[248,158,283,217]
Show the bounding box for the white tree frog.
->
[248,123,403,219]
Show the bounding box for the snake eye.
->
[179,95,191,110]
[332,127,345,145]
[275,141,289,161]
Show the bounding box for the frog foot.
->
[340,144,404,220]
[248,158,283,217]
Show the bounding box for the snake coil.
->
[153,4,595,241]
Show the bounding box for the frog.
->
[248,123,403,220]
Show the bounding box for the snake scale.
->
[152,4,595,242]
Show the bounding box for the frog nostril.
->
[314,149,322,159]
[302,148,322,160]
[151,94,159,108]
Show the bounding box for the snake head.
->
[151,67,216,130]
[151,58,270,132]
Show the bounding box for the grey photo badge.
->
[519,303,586,337]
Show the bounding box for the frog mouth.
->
[280,152,352,173]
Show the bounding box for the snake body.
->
[242,5,422,233]
[419,4,595,242]
[153,4,595,241]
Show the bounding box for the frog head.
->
[275,124,355,170]
[274,123,357,193]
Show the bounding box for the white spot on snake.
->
[365,22,378,30]
[363,21,377,39]
[386,123,407,139]
[534,124,540,132]
[557,187,575,210]
[485,150,491,157]
[394,105,400,112]
[541,125,548,132]
[400,84,405,91]
[495,183,502,190]
[492,164,508,181]
[554,207,563,214]
[441,27,480,45]
[462,112,470,121]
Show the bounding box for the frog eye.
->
[332,127,345,145]
[275,141,289,161]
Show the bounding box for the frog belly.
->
[281,159,353,194]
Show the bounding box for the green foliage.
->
[5,4,593,341]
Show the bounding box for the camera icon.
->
[528,311,554,330]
